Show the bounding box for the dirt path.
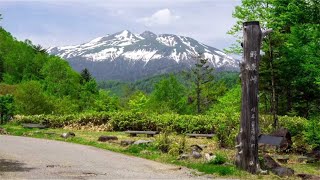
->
[0,135,209,179]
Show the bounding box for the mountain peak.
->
[48,30,239,81]
[114,30,132,38]
[140,31,157,39]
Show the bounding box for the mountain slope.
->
[48,30,239,81]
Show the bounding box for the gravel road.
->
[0,135,208,179]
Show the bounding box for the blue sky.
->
[0,0,240,50]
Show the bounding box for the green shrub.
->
[0,94,14,124]
[168,134,187,155]
[14,81,53,115]
[211,112,239,148]
[12,110,313,149]
[155,128,172,153]
[208,153,227,165]
[304,118,320,148]
[278,115,307,136]
[14,112,112,128]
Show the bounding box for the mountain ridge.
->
[48,30,239,81]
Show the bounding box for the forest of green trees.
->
[0,0,319,149]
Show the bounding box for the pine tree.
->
[80,68,92,84]
[191,54,214,114]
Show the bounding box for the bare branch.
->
[262,29,273,38]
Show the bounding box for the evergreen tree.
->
[32,44,47,54]
[191,54,214,114]
[80,68,92,84]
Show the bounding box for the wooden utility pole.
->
[235,21,262,174]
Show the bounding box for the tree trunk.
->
[268,36,278,129]
[235,21,262,174]
[286,86,292,112]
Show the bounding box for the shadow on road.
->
[0,159,34,173]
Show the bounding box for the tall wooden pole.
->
[235,21,262,174]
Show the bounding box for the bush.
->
[208,153,227,165]
[12,110,313,149]
[14,81,53,115]
[155,129,172,153]
[14,112,112,128]
[0,94,14,124]
[212,112,239,148]
[304,118,320,148]
[175,135,187,154]
[278,115,307,136]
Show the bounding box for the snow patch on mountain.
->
[122,50,157,62]
[156,35,177,47]
[89,36,105,44]
[83,47,124,61]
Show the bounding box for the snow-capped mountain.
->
[48,30,239,81]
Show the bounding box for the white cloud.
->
[137,8,180,27]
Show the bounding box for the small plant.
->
[155,128,172,153]
[208,153,227,165]
[178,134,187,154]
[168,134,187,155]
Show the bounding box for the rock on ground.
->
[120,140,135,146]
[133,139,153,145]
[272,167,294,177]
[192,151,202,159]
[60,132,75,138]
[98,135,118,142]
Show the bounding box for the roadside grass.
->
[1,123,318,179]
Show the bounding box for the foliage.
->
[78,80,99,112]
[208,153,227,165]
[155,128,172,153]
[228,0,320,118]
[93,90,119,112]
[149,74,187,114]
[49,96,79,115]
[209,85,241,147]
[190,54,215,114]
[12,109,311,149]
[80,68,92,84]
[0,83,17,95]
[209,85,241,114]
[0,27,118,118]
[41,56,81,98]
[98,71,237,98]
[155,130,188,156]
[0,94,14,124]
[0,55,3,82]
[14,81,53,115]
[304,118,320,148]
[128,91,149,113]
[277,115,307,137]
[168,134,187,155]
